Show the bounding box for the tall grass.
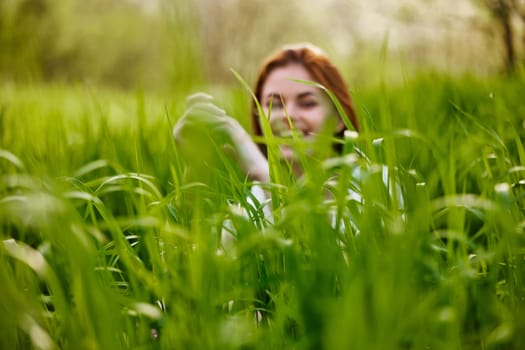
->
[1,70,525,349]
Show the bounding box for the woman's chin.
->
[279,146,296,162]
[278,146,306,177]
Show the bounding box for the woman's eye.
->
[299,100,318,108]
[267,99,283,108]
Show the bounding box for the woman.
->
[173,43,359,184]
[172,44,400,325]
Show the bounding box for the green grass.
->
[1,70,525,349]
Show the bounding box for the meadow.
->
[1,69,525,349]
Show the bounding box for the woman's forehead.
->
[261,64,318,98]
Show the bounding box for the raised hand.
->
[173,93,269,182]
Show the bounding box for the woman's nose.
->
[271,107,296,134]
[278,104,298,128]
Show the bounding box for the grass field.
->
[1,70,525,349]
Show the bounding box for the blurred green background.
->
[1,0,524,93]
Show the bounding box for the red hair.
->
[251,43,359,155]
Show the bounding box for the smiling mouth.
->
[269,119,318,143]
[274,128,314,138]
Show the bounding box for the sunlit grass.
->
[1,70,525,349]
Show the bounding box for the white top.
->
[218,162,405,255]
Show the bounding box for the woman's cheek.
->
[309,108,329,132]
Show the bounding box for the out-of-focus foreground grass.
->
[1,69,525,349]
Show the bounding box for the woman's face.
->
[260,64,339,161]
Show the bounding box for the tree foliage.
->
[0,0,205,92]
